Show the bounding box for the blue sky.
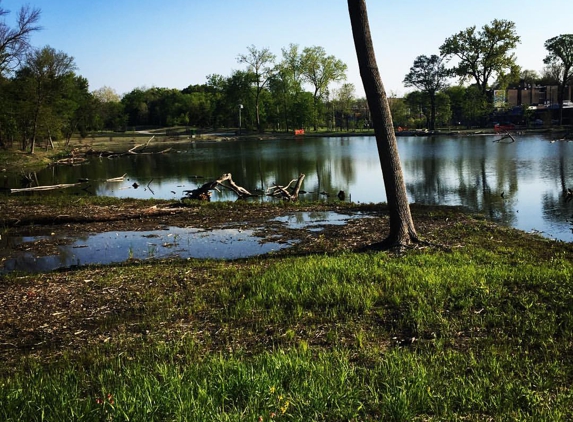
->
[2,0,572,97]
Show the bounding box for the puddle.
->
[1,211,370,274]
[1,227,294,274]
[272,211,370,231]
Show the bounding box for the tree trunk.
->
[347,0,418,247]
[429,93,437,131]
[313,89,320,131]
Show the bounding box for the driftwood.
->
[125,137,172,155]
[267,174,306,201]
[10,182,86,193]
[182,173,256,201]
[106,173,128,182]
[79,136,172,158]
[494,131,516,143]
[53,157,89,166]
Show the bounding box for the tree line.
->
[1,2,572,154]
[401,22,573,129]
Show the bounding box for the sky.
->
[2,0,572,98]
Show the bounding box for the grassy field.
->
[1,198,573,420]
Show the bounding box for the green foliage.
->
[8,46,78,152]
[543,34,573,124]
[440,19,520,95]
[300,45,348,131]
[403,55,450,130]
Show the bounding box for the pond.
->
[5,134,573,242]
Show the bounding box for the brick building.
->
[505,85,571,107]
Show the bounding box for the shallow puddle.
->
[1,212,368,274]
[272,211,370,230]
[1,227,293,274]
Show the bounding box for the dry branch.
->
[182,173,256,201]
[53,157,89,166]
[494,132,516,143]
[106,173,128,182]
[10,182,85,193]
[267,174,306,201]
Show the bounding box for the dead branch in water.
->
[106,173,128,182]
[267,174,306,201]
[182,173,257,201]
[10,182,86,193]
[494,131,516,143]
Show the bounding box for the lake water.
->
[5,134,573,242]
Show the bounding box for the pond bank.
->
[2,126,569,177]
[1,198,573,419]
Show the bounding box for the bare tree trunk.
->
[348,0,418,247]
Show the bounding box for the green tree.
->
[92,85,121,103]
[237,45,276,131]
[348,0,418,247]
[405,90,430,128]
[18,46,76,153]
[493,63,521,90]
[93,86,126,131]
[121,88,150,127]
[434,92,452,127]
[269,44,304,132]
[403,54,449,130]
[539,63,562,86]
[387,94,409,128]
[440,19,520,96]
[182,85,214,128]
[0,3,41,76]
[543,34,573,125]
[443,85,466,126]
[300,46,347,131]
[60,75,93,143]
[520,69,541,86]
[333,83,356,131]
[462,86,490,128]
[0,77,18,147]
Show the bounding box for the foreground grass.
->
[1,207,573,420]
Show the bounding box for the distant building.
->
[504,85,571,107]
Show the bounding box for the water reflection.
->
[5,134,573,241]
[2,227,294,274]
[273,211,371,230]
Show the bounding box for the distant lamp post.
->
[238,104,243,135]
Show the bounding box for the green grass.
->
[1,216,573,420]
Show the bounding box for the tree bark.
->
[348,0,418,247]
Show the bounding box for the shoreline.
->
[1,126,569,177]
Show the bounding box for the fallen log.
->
[10,182,85,193]
[53,157,89,166]
[106,173,128,182]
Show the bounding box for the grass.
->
[1,217,573,420]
